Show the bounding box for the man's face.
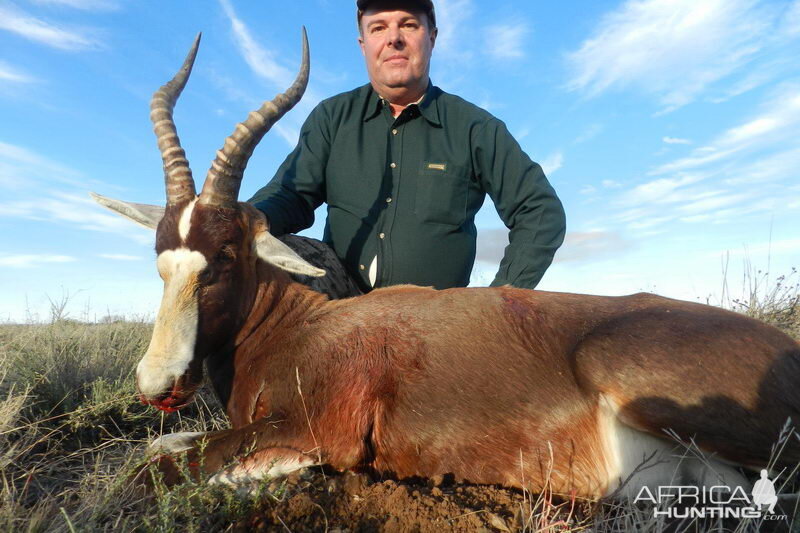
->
[358,8,437,99]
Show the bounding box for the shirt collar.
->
[363,82,441,126]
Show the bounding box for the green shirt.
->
[249,82,566,292]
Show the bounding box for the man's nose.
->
[386,25,404,48]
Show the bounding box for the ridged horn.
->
[151,33,201,206]
[199,27,309,208]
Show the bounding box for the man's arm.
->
[473,118,566,289]
[247,103,331,236]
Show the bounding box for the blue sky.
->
[1,0,798,322]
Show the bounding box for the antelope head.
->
[92,31,324,412]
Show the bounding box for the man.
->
[249,0,566,293]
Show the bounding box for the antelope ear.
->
[90,192,164,230]
[254,231,326,277]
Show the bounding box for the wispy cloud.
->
[652,84,800,175]
[219,0,297,90]
[0,3,99,51]
[0,140,84,190]
[0,142,152,244]
[554,231,632,264]
[217,0,319,147]
[574,123,603,144]
[0,60,36,84]
[663,136,691,145]
[433,0,476,61]
[603,84,800,234]
[0,192,153,245]
[476,228,632,266]
[483,24,528,60]
[540,151,564,176]
[29,0,119,10]
[99,254,142,261]
[0,254,76,267]
[566,0,799,112]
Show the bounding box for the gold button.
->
[386,197,392,203]
[379,233,385,239]
[392,129,398,135]
[390,162,397,169]
[359,264,365,270]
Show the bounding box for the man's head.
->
[357,0,437,106]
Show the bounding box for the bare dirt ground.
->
[236,468,582,532]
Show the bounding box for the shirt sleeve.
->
[247,103,331,236]
[472,118,566,289]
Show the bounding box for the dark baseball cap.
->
[356,0,436,28]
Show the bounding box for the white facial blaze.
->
[136,248,208,399]
[178,197,197,242]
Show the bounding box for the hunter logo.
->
[426,163,447,171]
[634,472,787,521]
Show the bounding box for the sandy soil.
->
[236,468,582,532]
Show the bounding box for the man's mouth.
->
[384,55,408,64]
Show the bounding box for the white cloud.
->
[708,237,800,258]
[483,24,528,60]
[607,85,800,234]
[0,254,76,267]
[0,140,84,190]
[219,0,297,90]
[574,123,603,144]
[619,173,706,206]
[554,231,632,263]
[29,0,119,10]
[602,179,621,188]
[218,0,319,148]
[653,85,800,175]
[0,4,99,51]
[579,185,597,195]
[0,60,36,84]
[432,0,475,61]
[540,151,564,175]
[0,192,153,245]
[99,254,142,261]
[0,142,152,244]
[566,0,797,111]
[663,136,692,145]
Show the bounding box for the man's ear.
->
[254,230,326,277]
[90,192,164,230]
[430,27,437,48]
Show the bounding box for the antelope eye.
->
[214,249,235,265]
[198,267,215,285]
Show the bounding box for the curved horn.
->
[151,33,201,206]
[199,27,309,208]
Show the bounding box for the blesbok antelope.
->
[93,31,800,499]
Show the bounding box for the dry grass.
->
[0,267,798,531]
[0,317,247,532]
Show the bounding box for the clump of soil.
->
[238,469,583,532]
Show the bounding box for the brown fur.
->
[144,203,800,499]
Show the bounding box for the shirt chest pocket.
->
[415,161,470,226]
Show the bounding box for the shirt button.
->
[390,162,397,169]
[379,233,386,239]
[359,264,365,270]
[386,197,392,203]
[392,129,398,135]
